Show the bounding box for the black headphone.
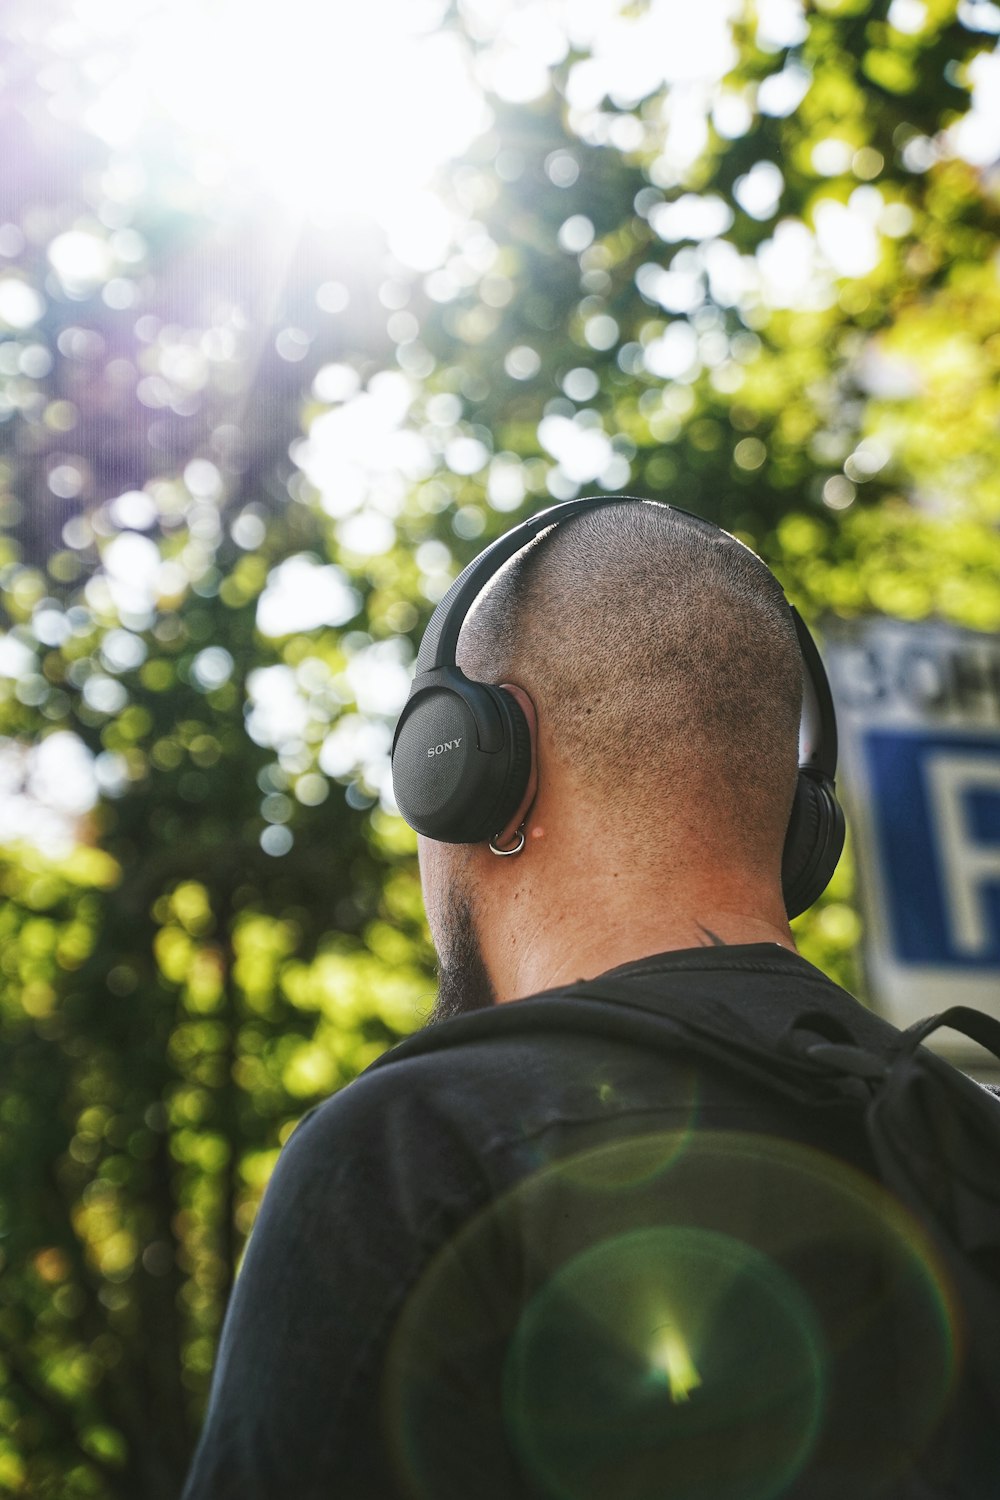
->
[391,496,845,919]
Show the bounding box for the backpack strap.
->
[904,1004,1000,1058]
[861,1006,1000,1399]
[568,975,880,1107]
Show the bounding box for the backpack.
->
[372,965,1000,1494]
[564,975,1000,1490]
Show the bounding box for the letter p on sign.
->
[926,755,1000,957]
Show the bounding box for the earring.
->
[489,825,526,857]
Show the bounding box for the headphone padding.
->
[782,772,845,920]
[483,685,533,842]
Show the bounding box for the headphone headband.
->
[789,605,838,781]
[415,496,617,676]
[413,495,838,782]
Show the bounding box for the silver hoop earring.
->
[489,827,526,857]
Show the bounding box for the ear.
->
[493,683,538,849]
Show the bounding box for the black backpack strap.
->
[568,975,880,1108]
[904,1004,1000,1058]
[869,1006,1000,1238]
[860,1006,1000,1402]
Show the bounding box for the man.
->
[183,500,977,1499]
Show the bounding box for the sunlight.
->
[49,0,488,236]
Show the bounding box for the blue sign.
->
[862,729,1000,968]
[824,616,1000,1042]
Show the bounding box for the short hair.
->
[457,500,803,873]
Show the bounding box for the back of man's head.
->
[458,499,803,883]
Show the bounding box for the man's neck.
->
[484,883,797,1005]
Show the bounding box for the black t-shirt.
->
[181,946,979,1500]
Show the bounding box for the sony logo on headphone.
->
[427,739,462,758]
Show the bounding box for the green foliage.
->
[0,0,999,1492]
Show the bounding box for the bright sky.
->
[11,0,1000,260]
[24,0,738,256]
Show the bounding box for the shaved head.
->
[457,500,803,879]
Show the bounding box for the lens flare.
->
[503,1225,825,1500]
[383,1129,959,1500]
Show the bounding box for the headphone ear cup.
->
[390,676,534,844]
[782,772,846,920]
[483,685,533,840]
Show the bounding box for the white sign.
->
[823,616,1000,1056]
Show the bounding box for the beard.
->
[427,884,496,1026]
